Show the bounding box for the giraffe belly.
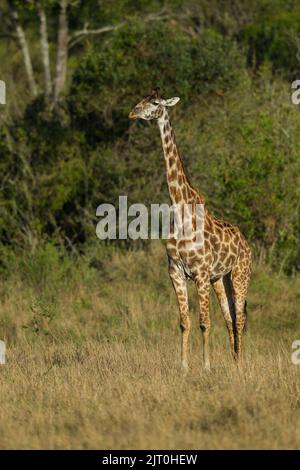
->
[169,250,232,282]
[167,238,236,281]
[175,257,194,280]
[210,258,235,281]
[167,251,193,280]
[210,268,231,282]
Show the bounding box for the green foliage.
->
[240,10,300,76]
[0,0,300,272]
[70,23,244,137]
[191,30,244,93]
[1,243,73,298]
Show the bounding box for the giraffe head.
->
[129,88,180,121]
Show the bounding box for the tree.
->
[1,0,175,107]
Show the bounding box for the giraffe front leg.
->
[195,273,211,371]
[168,261,190,373]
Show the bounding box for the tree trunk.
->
[12,10,38,98]
[54,0,68,104]
[38,8,52,99]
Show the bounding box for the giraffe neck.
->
[157,109,202,206]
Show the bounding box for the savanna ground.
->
[0,242,299,450]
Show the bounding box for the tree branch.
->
[68,22,125,49]
[68,10,173,50]
[54,0,69,104]
[11,9,38,97]
[38,7,52,99]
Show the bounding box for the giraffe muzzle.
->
[128,111,138,120]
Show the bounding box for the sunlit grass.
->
[0,242,299,449]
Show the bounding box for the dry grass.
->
[0,242,300,449]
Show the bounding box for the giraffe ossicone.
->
[129,90,252,371]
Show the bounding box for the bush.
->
[191,30,244,93]
[240,10,300,77]
[69,23,244,143]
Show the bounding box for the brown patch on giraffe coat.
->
[169,184,176,197]
[227,254,236,265]
[205,217,213,230]
[169,171,177,184]
[213,242,221,251]
[224,232,230,243]
[180,249,188,258]
[169,156,175,167]
[168,249,177,258]
[182,186,188,200]
[210,234,219,247]
[229,242,238,255]
[170,186,181,200]
[214,262,224,272]
[218,251,227,262]
[215,227,224,242]
[204,240,212,252]
[178,239,186,250]
[188,250,197,258]
[205,252,213,262]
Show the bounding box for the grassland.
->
[0,242,300,449]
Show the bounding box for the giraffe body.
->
[129,89,251,370]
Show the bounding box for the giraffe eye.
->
[152,101,160,105]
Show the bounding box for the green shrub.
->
[69,23,244,142]
[191,30,244,93]
[240,10,300,76]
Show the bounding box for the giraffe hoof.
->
[181,361,189,375]
[233,352,241,362]
[203,362,211,372]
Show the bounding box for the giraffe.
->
[129,88,251,371]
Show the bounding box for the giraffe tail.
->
[224,274,237,347]
[243,300,248,332]
[224,274,235,320]
[227,275,248,327]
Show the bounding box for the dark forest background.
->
[1,0,300,273]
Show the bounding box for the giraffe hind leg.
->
[231,252,251,360]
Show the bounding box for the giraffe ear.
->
[164,97,180,107]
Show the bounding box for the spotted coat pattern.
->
[129,90,252,371]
